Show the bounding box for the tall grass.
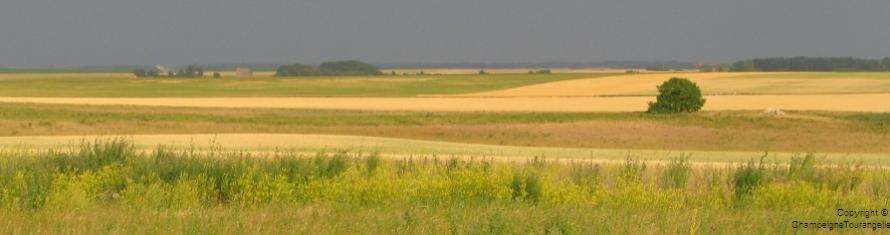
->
[1,139,889,233]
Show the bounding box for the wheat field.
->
[460,72,890,97]
[1,93,889,112]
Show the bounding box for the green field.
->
[0,73,612,97]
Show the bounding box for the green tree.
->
[648,78,706,113]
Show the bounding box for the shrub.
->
[524,174,542,203]
[365,152,381,176]
[618,157,646,187]
[734,158,766,202]
[662,156,691,189]
[647,77,706,113]
[510,172,542,203]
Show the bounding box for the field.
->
[2,94,889,112]
[1,70,889,233]
[2,72,890,112]
[463,72,890,97]
[0,72,609,97]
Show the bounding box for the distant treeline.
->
[379,61,696,70]
[0,67,133,73]
[133,66,205,78]
[276,60,383,76]
[4,60,697,74]
[730,57,890,72]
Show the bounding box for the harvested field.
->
[1,103,886,153]
[461,72,890,97]
[1,134,887,165]
[2,93,889,112]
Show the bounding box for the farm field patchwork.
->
[1,71,889,233]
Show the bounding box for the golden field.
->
[1,93,889,112]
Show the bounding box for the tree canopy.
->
[648,78,706,114]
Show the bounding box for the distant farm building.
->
[235,67,253,77]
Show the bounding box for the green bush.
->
[662,157,691,189]
[647,77,706,113]
[510,173,541,203]
[734,159,766,202]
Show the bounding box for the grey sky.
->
[1,0,889,67]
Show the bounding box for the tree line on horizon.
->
[276,60,383,77]
[133,66,205,78]
[721,57,890,72]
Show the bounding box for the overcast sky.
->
[1,0,889,67]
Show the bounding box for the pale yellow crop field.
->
[2,134,887,165]
[2,93,889,112]
[461,72,890,97]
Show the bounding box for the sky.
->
[1,0,889,67]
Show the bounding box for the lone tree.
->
[648,77,706,113]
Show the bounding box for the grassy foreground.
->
[2,139,889,233]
